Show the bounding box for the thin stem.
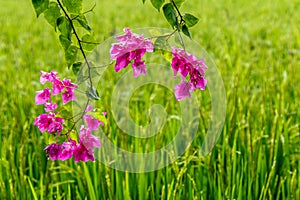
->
[79,40,100,45]
[57,0,96,135]
[177,31,185,51]
[91,61,114,68]
[171,0,184,23]
[65,98,90,136]
[71,3,96,20]
[166,29,178,43]
[146,29,177,41]
[57,0,93,89]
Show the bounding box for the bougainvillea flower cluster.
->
[34,71,77,135]
[37,70,77,106]
[34,71,103,162]
[110,29,208,101]
[171,47,208,100]
[44,121,101,162]
[110,28,153,77]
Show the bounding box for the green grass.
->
[0,0,300,199]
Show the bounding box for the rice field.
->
[0,0,299,199]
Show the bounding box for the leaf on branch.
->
[59,34,71,50]
[62,0,83,14]
[153,37,172,62]
[182,24,192,39]
[69,131,78,142]
[82,34,97,51]
[86,86,100,100]
[65,45,78,68]
[72,62,82,75]
[173,0,185,8]
[56,105,73,120]
[150,0,165,12]
[74,15,93,32]
[153,36,169,52]
[183,13,199,27]
[32,0,49,17]
[44,2,61,29]
[57,16,72,39]
[163,3,177,28]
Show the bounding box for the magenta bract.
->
[110,28,153,77]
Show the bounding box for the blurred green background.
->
[0,0,299,199]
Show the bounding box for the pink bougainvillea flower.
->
[44,101,58,112]
[59,138,77,160]
[44,143,62,161]
[84,115,104,130]
[35,88,51,105]
[171,47,208,100]
[62,78,77,90]
[73,142,95,162]
[47,121,63,134]
[34,113,64,133]
[132,59,146,77]
[40,71,78,96]
[52,79,64,95]
[40,70,59,84]
[110,28,153,76]
[102,112,107,117]
[79,125,101,153]
[189,67,207,91]
[62,89,76,104]
[174,80,192,101]
[114,52,131,72]
[85,105,93,112]
[34,113,53,132]
[72,126,101,162]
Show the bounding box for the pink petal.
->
[174,81,192,101]
[84,115,102,130]
[35,88,51,105]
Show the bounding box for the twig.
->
[57,0,95,134]
[71,3,96,20]
[79,40,100,45]
[57,0,93,89]
[171,0,184,23]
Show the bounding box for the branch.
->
[57,0,93,89]
[171,0,184,24]
[71,3,96,20]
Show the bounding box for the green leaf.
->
[150,0,165,11]
[183,13,199,27]
[65,45,78,68]
[75,17,93,32]
[173,0,185,8]
[62,0,83,14]
[163,3,177,28]
[153,36,168,52]
[72,62,82,75]
[86,86,100,100]
[153,37,172,62]
[57,16,72,39]
[32,0,49,17]
[47,134,57,144]
[44,2,61,28]
[182,24,192,39]
[82,34,97,51]
[69,131,78,143]
[162,51,173,62]
[59,34,71,50]
[142,0,146,3]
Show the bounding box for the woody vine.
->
[32,0,206,162]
